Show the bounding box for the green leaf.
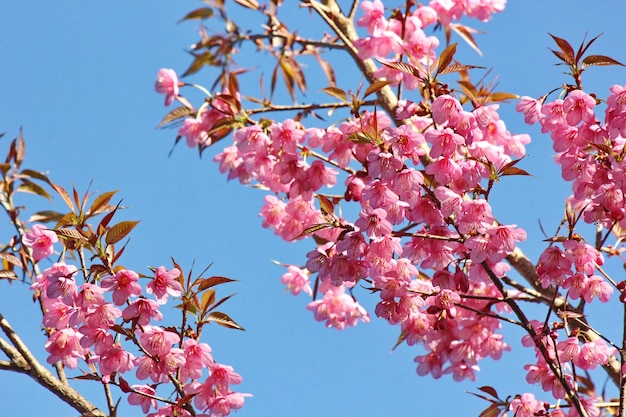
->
[178,7,214,23]
[105,220,140,246]
[206,311,245,330]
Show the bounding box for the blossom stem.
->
[480,262,589,417]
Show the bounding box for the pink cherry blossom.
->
[280,265,312,296]
[100,269,142,305]
[128,385,158,414]
[122,297,163,325]
[23,224,58,261]
[154,68,179,106]
[147,266,183,304]
[99,343,135,376]
[45,328,85,369]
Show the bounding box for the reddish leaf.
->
[317,195,334,217]
[438,64,484,75]
[49,181,75,212]
[196,276,237,291]
[479,403,502,417]
[178,7,214,23]
[55,228,86,241]
[105,220,140,246]
[321,86,347,102]
[477,386,499,399]
[378,60,420,77]
[29,210,64,224]
[0,270,17,280]
[315,54,336,87]
[363,80,394,99]
[17,180,52,201]
[201,289,216,312]
[449,23,482,56]
[0,253,23,269]
[87,191,118,217]
[234,0,259,10]
[582,54,625,68]
[206,311,245,330]
[436,43,457,76]
[294,223,334,240]
[157,106,196,128]
[19,168,50,182]
[549,33,576,65]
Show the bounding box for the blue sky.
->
[1,1,626,416]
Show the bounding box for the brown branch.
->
[302,0,399,118]
[0,313,106,417]
[481,262,589,417]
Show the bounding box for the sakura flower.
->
[99,343,135,376]
[128,385,158,414]
[122,297,163,325]
[45,328,85,368]
[100,269,142,305]
[23,224,58,261]
[280,265,312,296]
[154,68,179,106]
[147,266,183,304]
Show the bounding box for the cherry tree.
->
[153,1,626,416]
[2,1,626,417]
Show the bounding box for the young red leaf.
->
[86,191,118,217]
[196,276,237,291]
[234,0,259,10]
[105,220,140,246]
[19,168,50,182]
[200,289,216,312]
[320,86,347,102]
[549,33,576,65]
[49,181,75,212]
[449,23,482,56]
[17,180,52,201]
[378,60,420,77]
[157,106,196,128]
[363,80,394,99]
[178,7,214,23]
[436,43,457,76]
[0,252,23,269]
[582,54,625,68]
[206,311,245,330]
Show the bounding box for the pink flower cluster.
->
[209,65,530,386]
[517,86,626,229]
[353,0,505,88]
[30,260,249,416]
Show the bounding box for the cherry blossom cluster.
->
[155,0,624,414]
[154,0,529,385]
[354,0,505,88]
[517,85,626,230]
[22,224,250,417]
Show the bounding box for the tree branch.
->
[0,313,106,417]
